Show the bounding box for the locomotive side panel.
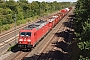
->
[33,23,49,46]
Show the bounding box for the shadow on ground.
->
[23,50,68,60]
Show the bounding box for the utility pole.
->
[14,14,17,43]
[39,3,41,16]
[70,2,73,6]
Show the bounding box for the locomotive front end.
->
[18,30,33,49]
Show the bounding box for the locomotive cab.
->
[19,32,31,44]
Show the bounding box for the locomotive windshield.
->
[20,32,31,36]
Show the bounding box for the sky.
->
[15,0,77,2]
[28,0,77,2]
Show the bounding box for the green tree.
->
[74,0,90,59]
[0,0,73,32]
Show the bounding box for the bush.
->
[3,24,10,30]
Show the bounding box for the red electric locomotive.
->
[18,20,49,48]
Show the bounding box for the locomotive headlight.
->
[27,39,31,42]
[19,39,23,41]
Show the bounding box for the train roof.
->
[23,20,48,30]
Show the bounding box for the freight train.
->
[18,7,72,49]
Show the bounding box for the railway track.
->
[42,24,69,60]
[0,11,59,49]
[12,51,29,60]
[37,26,66,60]
[36,16,69,60]
[0,24,29,49]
